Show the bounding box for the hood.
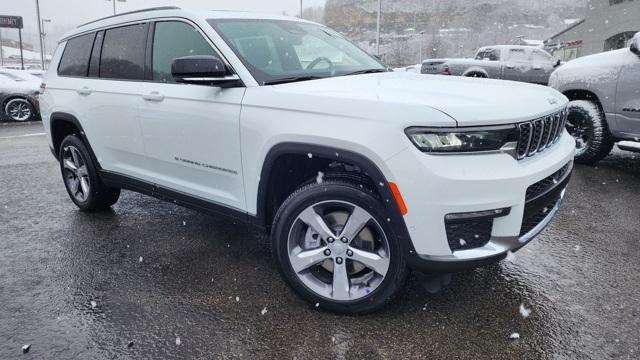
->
[558,48,637,70]
[270,72,567,126]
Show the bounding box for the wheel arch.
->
[256,143,407,232]
[49,112,100,167]
[462,67,489,78]
[562,89,605,113]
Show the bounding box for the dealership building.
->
[544,0,639,61]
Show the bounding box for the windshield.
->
[207,19,386,85]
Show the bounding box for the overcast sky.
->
[1,0,326,50]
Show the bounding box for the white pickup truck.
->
[422,45,562,85]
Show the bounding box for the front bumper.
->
[385,132,575,272]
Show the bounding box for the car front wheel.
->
[566,100,614,165]
[271,178,408,314]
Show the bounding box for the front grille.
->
[516,109,568,160]
[445,218,493,251]
[520,195,561,236]
[525,162,572,202]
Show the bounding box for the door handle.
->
[142,92,165,102]
[532,66,542,70]
[76,87,92,96]
[506,64,515,69]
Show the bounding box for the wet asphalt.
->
[0,122,639,359]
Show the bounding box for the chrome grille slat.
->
[517,109,566,160]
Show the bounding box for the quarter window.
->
[100,24,147,80]
[152,21,217,83]
[58,33,96,77]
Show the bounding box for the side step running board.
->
[617,141,640,153]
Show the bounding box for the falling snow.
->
[91,301,97,308]
[510,332,520,340]
[261,307,268,315]
[519,304,531,318]
[316,171,324,184]
[307,153,313,159]
[175,337,181,346]
[138,256,143,263]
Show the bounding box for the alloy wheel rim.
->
[62,145,90,202]
[287,201,390,301]
[565,112,591,155]
[5,100,31,121]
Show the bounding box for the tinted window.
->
[100,24,147,80]
[58,33,95,77]
[152,21,217,83]
[88,31,104,78]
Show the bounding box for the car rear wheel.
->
[565,100,614,165]
[271,177,408,314]
[59,134,120,211]
[4,98,35,122]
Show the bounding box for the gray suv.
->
[549,32,640,164]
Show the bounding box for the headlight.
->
[406,125,518,153]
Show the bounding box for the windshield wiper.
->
[263,76,326,86]
[343,68,389,76]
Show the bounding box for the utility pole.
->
[36,0,44,69]
[0,29,3,67]
[300,0,303,18]
[106,0,126,16]
[41,19,51,69]
[419,31,425,63]
[376,0,382,56]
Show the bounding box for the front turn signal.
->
[388,182,408,216]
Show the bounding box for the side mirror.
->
[630,32,640,55]
[171,55,239,86]
[554,58,562,67]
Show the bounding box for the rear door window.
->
[100,23,147,80]
[508,48,530,62]
[152,21,218,83]
[58,33,96,77]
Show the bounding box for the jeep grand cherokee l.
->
[41,7,575,313]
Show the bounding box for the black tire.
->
[464,72,487,78]
[4,98,35,122]
[566,100,614,165]
[59,134,120,211]
[271,176,408,314]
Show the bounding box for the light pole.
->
[418,31,425,63]
[376,0,382,56]
[41,19,51,69]
[300,0,303,18]
[35,0,45,69]
[106,0,127,16]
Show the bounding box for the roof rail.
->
[77,6,181,28]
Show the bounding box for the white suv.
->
[41,7,575,313]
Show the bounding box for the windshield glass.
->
[207,19,386,85]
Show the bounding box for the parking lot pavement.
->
[1,122,639,359]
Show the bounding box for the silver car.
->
[0,69,41,122]
[422,45,562,85]
[549,32,640,164]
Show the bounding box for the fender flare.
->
[462,67,489,78]
[49,112,100,167]
[255,142,417,258]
